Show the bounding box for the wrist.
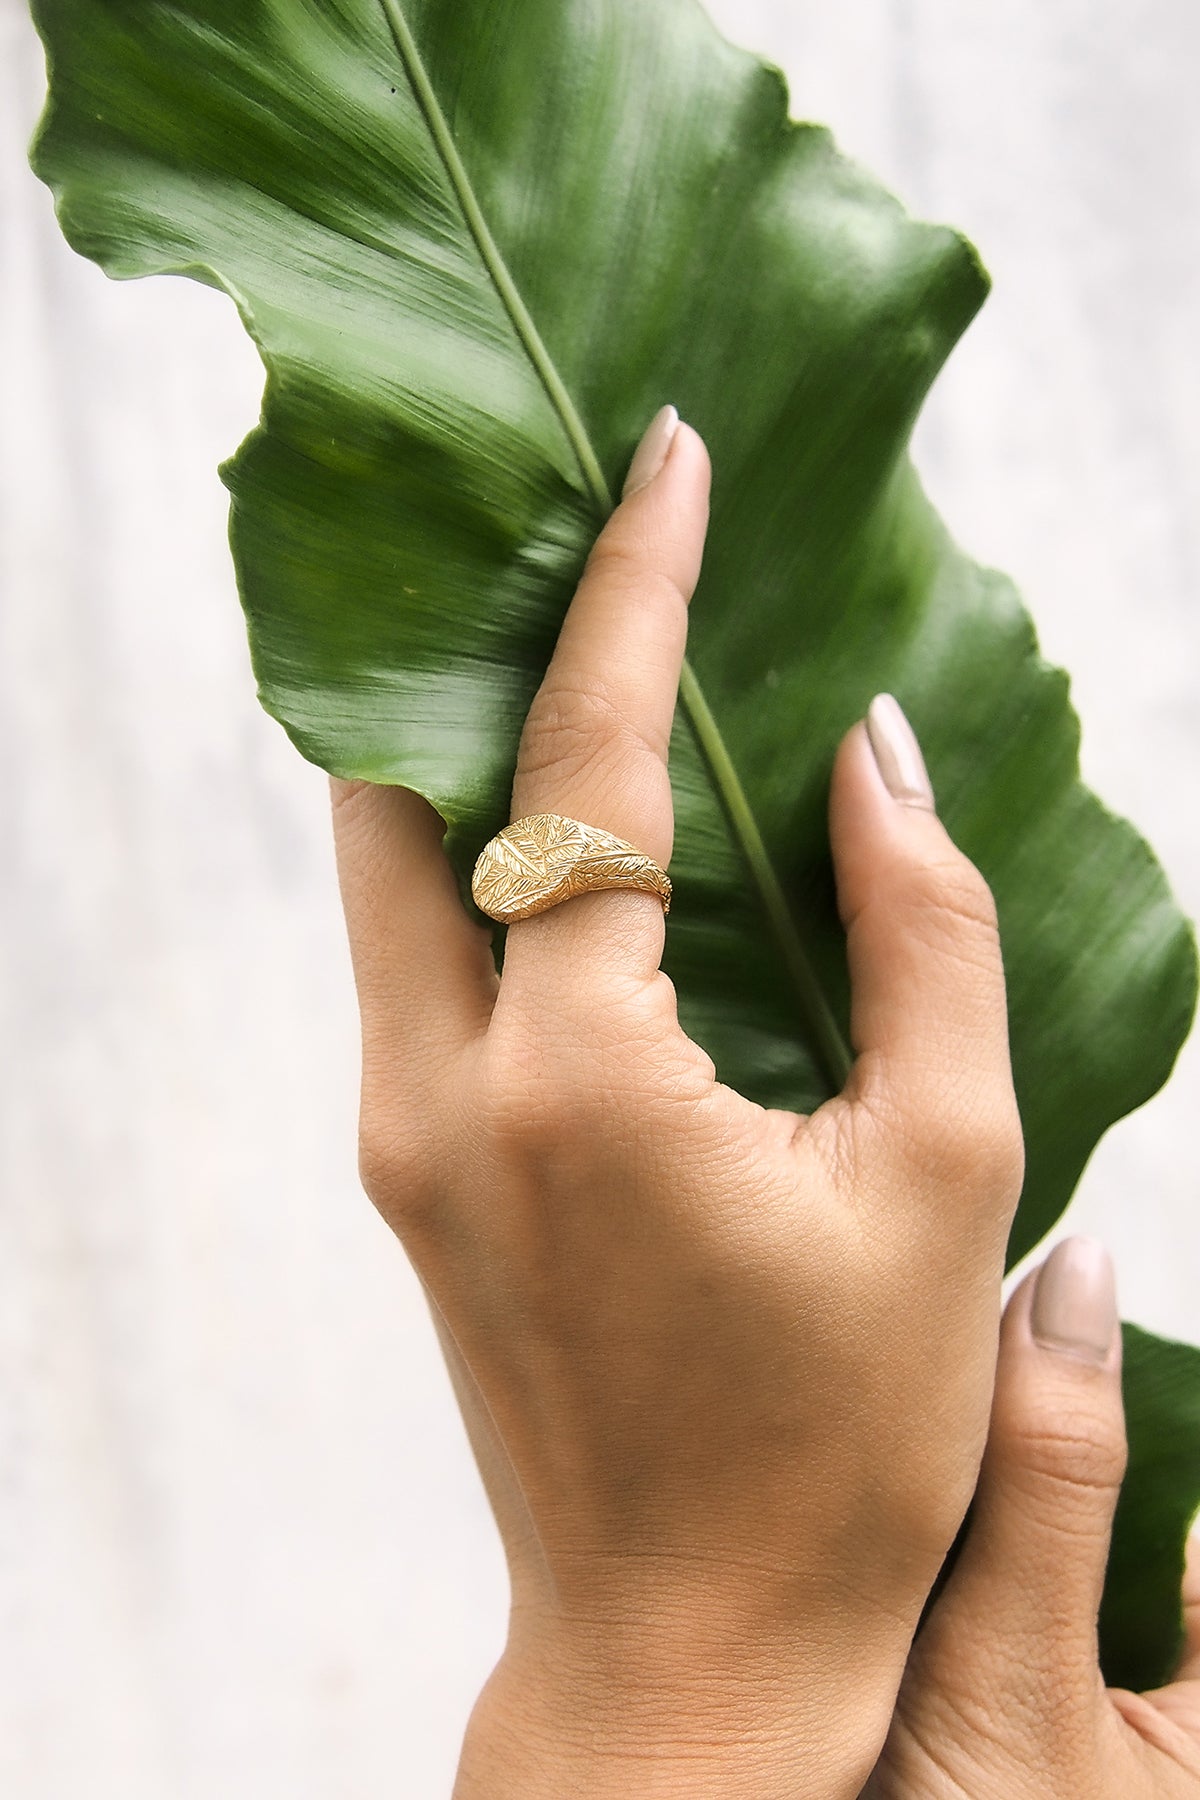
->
[453,1604,905,1799]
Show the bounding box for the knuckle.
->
[518,678,662,788]
[1008,1394,1128,1504]
[481,972,709,1158]
[582,532,685,608]
[993,1111,1027,1203]
[584,531,647,586]
[909,856,1001,959]
[357,1108,442,1230]
[477,1029,599,1153]
[901,1099,1025,1209]
[963,1108,1025,1200]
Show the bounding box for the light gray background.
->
[2,0,1197,1793]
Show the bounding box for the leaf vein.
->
[377,0,852,1093]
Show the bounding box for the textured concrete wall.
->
[2,0,1197,1792]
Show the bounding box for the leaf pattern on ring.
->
[472,814,672,923]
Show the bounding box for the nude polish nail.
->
[865,693,936,811]
[1031,1237,1118,1364]
[622,404,680,498]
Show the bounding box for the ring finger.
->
[496,407,712,998]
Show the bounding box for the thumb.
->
[929,1238,1125,1708]
[827,696,1023,1224]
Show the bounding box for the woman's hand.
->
[331,410,1025,1798]
[866,1236,1200,1800]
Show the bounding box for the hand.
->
[865,1236,1200,1800]
[330,409,1025,1798]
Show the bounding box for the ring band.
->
[471,813,672,924]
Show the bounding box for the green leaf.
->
[29,0,1199,1685]
[1102,1326,1200,1691]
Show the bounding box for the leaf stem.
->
[378,0,613,512]
[678,664,852,1093]
[379,0,853,1095]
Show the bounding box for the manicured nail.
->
[1031,1237,1118,1364]
[865,693,935,810]
[622,405,680,498]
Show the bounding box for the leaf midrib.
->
[378,0,852,1094]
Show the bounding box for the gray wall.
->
[2,0,1197,1793]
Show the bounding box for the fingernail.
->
[1032,1238,1118,1364]
[865,693,935,811]
[622,404,680,498]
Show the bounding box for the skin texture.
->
[865,1253,1200,1800]
[330,419,1025,1796]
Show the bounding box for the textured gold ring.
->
[471,813,672,924]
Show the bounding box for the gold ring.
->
[471,813,672,924]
